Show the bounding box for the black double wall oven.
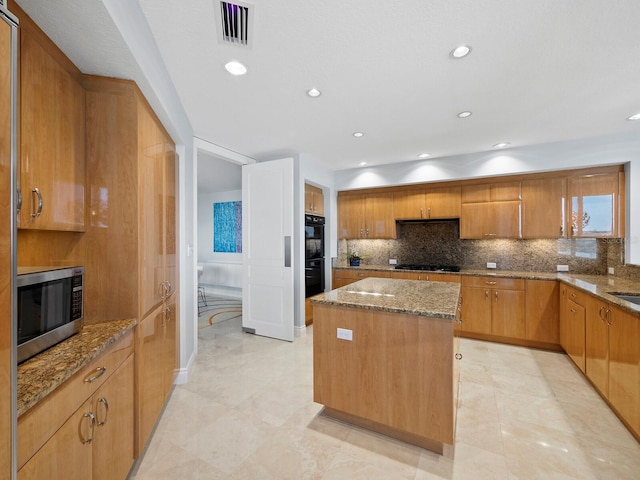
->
[305,214,325,297]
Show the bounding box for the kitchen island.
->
[311,277,461,454]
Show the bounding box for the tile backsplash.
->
[337,221,640,280]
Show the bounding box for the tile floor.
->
[130,317,640,479]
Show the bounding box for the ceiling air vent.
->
[217,1,254,48]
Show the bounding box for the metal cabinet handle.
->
[570,292,577,299]
[485,290,489,300]
[420,207,424,218]
[570,308,577,313]
[81,412,96,444]
[560,225,564,236]
[17,187,22,214]
[606,309,613,326]
[495,291,499,301]
[484,233,497,237]
[427,207,431,218]
[84,367,107,383]
[359,228,364,237]
[31,187,43,218]
[96,397,109,426]
[485,281,497,285]
[455,353,463,360]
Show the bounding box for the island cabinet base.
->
[313,304,458,453]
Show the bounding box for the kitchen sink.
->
[608,292,640,305]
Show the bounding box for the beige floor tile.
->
[131,318,640,480]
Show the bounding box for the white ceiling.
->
[13,0,640,172]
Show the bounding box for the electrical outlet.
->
[486,262,497,269]
[389,259,397,265]
[337,328,353,341]
[557,265,569,272]
[608,267,615,275]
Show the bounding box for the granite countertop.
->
[332,264,640,317]
[311,277,460,319]
[17,318,137,417]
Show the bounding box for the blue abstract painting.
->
[213,201,242,253]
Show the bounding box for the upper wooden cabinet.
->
[394,186,460,220]
[568,172,624,238]
[522,178,567,238]
[18,15,85,231]
[338,192,395,239]
[460,182,521,239]
[305,183,324,216]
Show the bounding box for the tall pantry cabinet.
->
[84,76,179,457]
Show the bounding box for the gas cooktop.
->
[394,264,461,272]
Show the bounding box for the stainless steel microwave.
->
[17,266,84,363]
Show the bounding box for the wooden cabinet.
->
[338,192,395,239]
[304,183,324,215]
[137,297,177,454]
[18,13,85,231]
[585,294,610,396]
[568,172,624,238]
[608,304,640,439]
[460,276,525,338]
[393,186,460,219]
[390,271,460,283]
[0,12,14,477]
[460,182,522,239]
[525,279,560,344]
[522,178,567,238]
[559,285,586,373]
[18,332,134,480]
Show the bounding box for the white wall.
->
[334,131,640,265]
[197,190,242,298]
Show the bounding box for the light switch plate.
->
[389,259,397,265]
[337,328,353,341]
[486,262,497,269]
[557,265,569,272]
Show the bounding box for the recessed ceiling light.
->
[353,132,364,138]
[450,45,472,59]
[457,111,472,118]
[224,61,247,75]
[417,153,431,159]
[358,161,368,167]
[493,142,510,149]
[627,112,640,121]
[307,88,321,98]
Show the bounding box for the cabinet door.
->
[92,355,134,480]
[18,398,93,480]
[585,295,609,396]
[425,186,460,219]
[568,172,621,238]
[492,289,525,339]
[525,280,559,344]
[564,299,586,373]
[522,178,566,238]
[393,189,425,219]
[491,201,521,238]
[19,25,85,231]
[138,101,165,317]
[364,192,395,239]
[460,287,492,334]
[304,185,314,214]
[137,306,166,452]
[337,194,363,239]
[460,203,492,239]
[608,306,640,437]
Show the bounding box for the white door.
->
[242,158,294,341]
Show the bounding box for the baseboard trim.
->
[294,325,306,338]
[174,348,196,385]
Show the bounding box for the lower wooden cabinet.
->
[525,280,560,344]
[18,342,134,480]
[585,294,610,396]
[460,277,525,339]
[560,286,586,373]
[332,269,390,288]
[137,296,178,454]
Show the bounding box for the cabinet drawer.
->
[565,286,585,306]
[334,269,391,280]
[18,330,134,469]
[461,276,525,290]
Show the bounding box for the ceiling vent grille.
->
[218,1,253,47]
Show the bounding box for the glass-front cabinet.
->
[568,172,624,238]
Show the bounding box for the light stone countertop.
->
[310,277,460,319]
[332,265,640,317]
[17,318,137,417]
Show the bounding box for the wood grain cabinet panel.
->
[304,183,324,215]
[393,189,425,219]
[584,294,609,396]
[337,193,363,239]
[522,178,567,238]
[425,186,461,219]
[561,295,586,373]
[525,280,560,344]
[460,285,492,335]
[608,305,640,438]
[18,17,85,231]
[460,201,521,239]
[338,192,395,239]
